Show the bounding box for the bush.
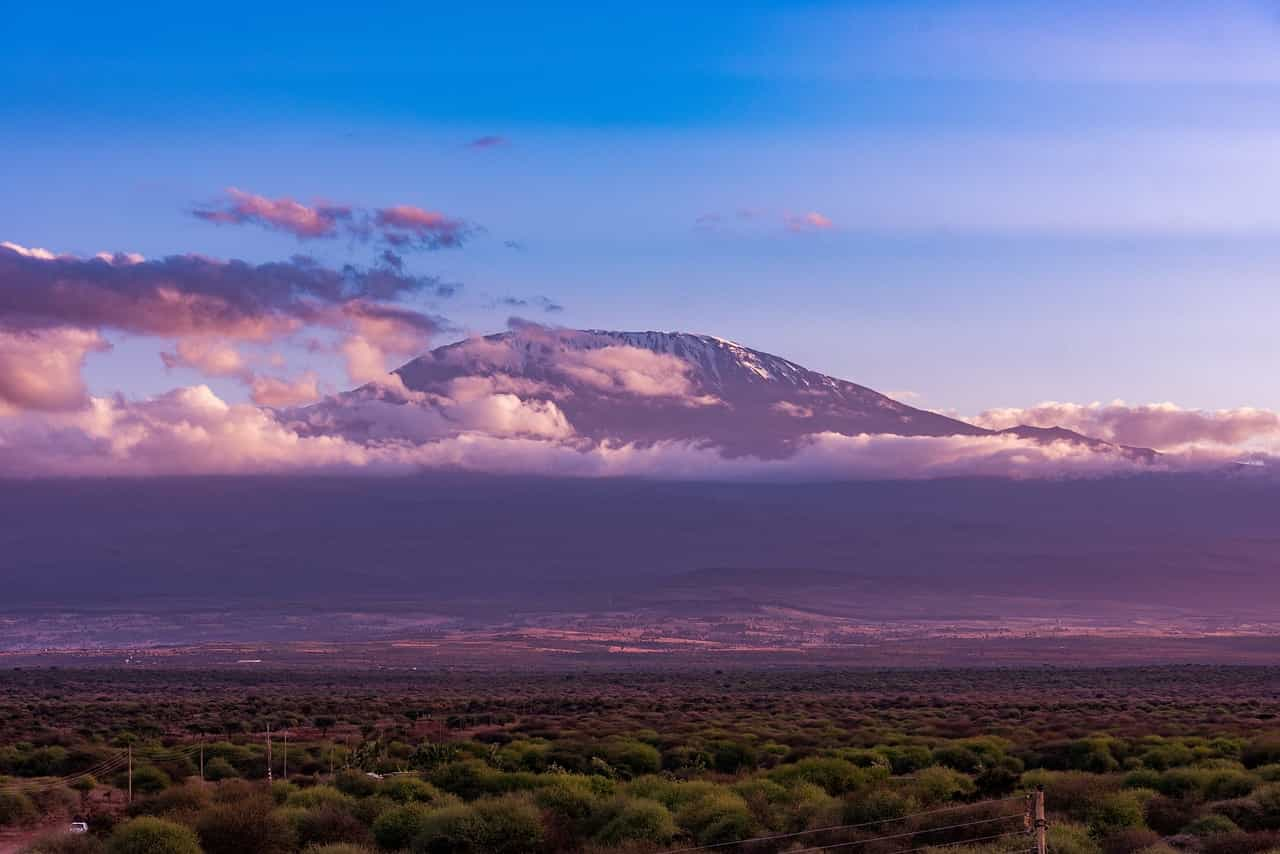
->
[129,784,210,824]
[603,741,662,778]
[1145,794,1199,835]
[22,833,105,854]
[122,766,170,796]
[911,766,977,806]
[842,787,915,825]
[675,790,755,845]
[594,797,678,846]
[334,771,378,799]
[1100,829,1162,854]
[380,777,446,805]
[1049,822,1103,854]
[412,795,545,854]
[1213,799,1266,832]
[535,775,609,841]
[195,797,296,854]
[1090,791,1149,836]
[293,805,372,849]
[709,741,758,774]
[202,758,237,781]
[372,804,432,851]
[771,758,871,796]
[107,817,202,854]
[0,790,38,827]
[1188,816,1246,837]
[285,787,356,811]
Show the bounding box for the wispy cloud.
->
[193,188,477,250]
[466,135,508,149]
[784,212,833,232]
[192,188,352,239]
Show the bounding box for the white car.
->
[69,822,89,834]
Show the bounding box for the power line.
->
[792,827,1031,854]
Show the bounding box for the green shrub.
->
[602,741,662,778]
[535,775,608,839]
[107,817,202,854]
[1049,822,1103,854]
[1089,791,1148,836]
[333,770,378,798]
[122,766,171,796]
[911,766,977,806]
[372,804,432,851]
[770,758,872,796]
[594,797,678,846]
[675,789,754,845]
[380,776,446,805]
[202,758,238,781]
[286,786,355,811]
[412,795,545,854]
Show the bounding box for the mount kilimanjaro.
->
[297,328,1156,461]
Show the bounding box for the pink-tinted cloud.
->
[160,338,252,381]
[555,345,713,402]
[772,400,814,418]
[466,135,507,149]
[336,301,449,385]
[0,327,110,413]
[193,188,352,239]
[970,401,1280,452]
[249,372,321,407]
[785,211,834,232]
[0,386,1181,479]
[374,205,472,250]
[192,189,476,252]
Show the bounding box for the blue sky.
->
[5,0,1280,414]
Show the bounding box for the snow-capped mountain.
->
[321,327,1149,460]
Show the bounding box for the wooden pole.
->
[127,746,132,804]
[282,731,288,780]
[199,743,204,781]
[1035,785,1047,854]
[266,724,273,783]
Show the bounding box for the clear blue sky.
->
[5,0,1280,413]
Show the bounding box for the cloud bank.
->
[971,401,1280,455]
[0,383,1169,479]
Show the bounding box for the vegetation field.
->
[4,667,1280,854]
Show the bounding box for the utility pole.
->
[266,724,273,783]
[127,746,133,804]
[1034,785,1047,854]
[199,742,204,781]
[282,730,288,780]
